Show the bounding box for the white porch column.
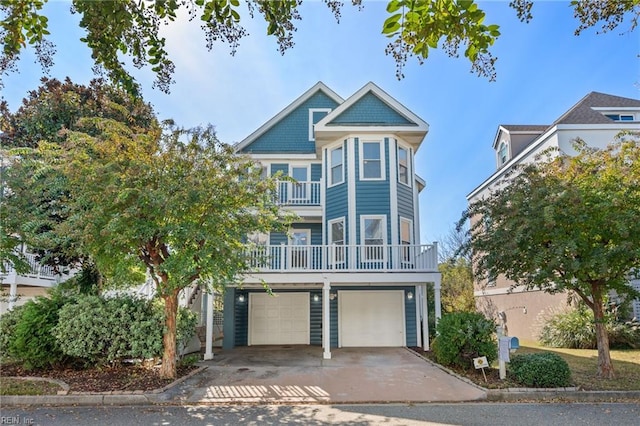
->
[415,285,422,348]
[322,279,331,359]
[422,283,429,351]
[434,275,442,322]
[203,291,215,360]
[8,281,17,310]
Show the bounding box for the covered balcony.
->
[275,181,321,206]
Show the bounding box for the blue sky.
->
[2,1,638,243]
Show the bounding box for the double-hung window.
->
[360,141,384,180]
[361,215,386,261]
[498,142,508,166]
[329,145,344,186]
[328,217,345,266]
[398,146,409,186]
[400,218,413,264]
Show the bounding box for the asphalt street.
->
[1,402,639,426]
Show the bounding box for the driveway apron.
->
[163,347,486,404]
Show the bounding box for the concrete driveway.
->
[167,346,487,404]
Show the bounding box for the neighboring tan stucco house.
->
[467,92,640,341]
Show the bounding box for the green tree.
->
[1,0,637,93]
[439,258,475,313]
[0,78,158,285]
[459,137,640,379]
[53,120,291,378]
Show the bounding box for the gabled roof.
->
[552,91,640,125]
[314,82,429,148]
[492,125,548,149]
[234,82,344,152]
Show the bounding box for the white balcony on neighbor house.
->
[276,181,321,206]
[1,252,64,287]
[244,243,439,273]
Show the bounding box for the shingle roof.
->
[500,125,549,132]
[552,92,640,125]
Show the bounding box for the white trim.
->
[360,215,387,262]
[315,82,429,134]
[389,138,399,257]
[321,148,327,245]
[358,139,386,181]
[240,272,441,284]
[235,82,343,152]
[397,143,412,187]
[249,153,318,160]
[591,107,640,112]
[328,142,345,187]
[309,108,332,141]
[348,138,357,251]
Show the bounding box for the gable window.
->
[361,215,386,261]
[400,217,413,263]
[309,108,332,141]
[360,140,385,180]
[329,145,344,186]
[498,141,508,166]
[328,217,345,265]
[398,145,410,186]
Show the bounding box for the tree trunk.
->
[159,289,179,379]
[591,285,614,379]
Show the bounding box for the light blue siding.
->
[311,163,322,181]
[240,92,339,154]
[329,92,415,125]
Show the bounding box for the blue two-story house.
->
[208,82,441,360]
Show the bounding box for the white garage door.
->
[249,292,310,345]
[339,290,405,347]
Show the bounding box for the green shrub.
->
[6,290,75,370]
[509,352,572,388]
[539,305,640,349]
[0,304,26,361]
[432,311,497,370]
[53,295,197,365]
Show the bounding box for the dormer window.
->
[498,141,509,166]
[605,113,635,122]
[309,108,331,141]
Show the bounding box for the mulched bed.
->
[0,362,197,393]
[409,347,515,388]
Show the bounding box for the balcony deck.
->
[1,253,63,287]
[276,181,321,206]
[244,243,438,273]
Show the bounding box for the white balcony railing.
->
[244,244,438,273]
[1,252,58,282]
[276,181,321,206]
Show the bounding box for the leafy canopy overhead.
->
[1,0,638,94]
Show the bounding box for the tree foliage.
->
[1,0,637,93]
[439,257,475,314]
[459,136,640,378]
[1,78,157,279]
[52,120,291,378]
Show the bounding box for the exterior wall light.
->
[329,292,337,301]
[407,291,413,300]
[313,294,320,302]
[238,294,246,303]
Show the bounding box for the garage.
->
[248,292,310,345]
[338,290,405,347]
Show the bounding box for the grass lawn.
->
[514,341,640,391]
[0,377,64,396]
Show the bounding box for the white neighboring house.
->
[467,92,640,340]
[0,245,73,314]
